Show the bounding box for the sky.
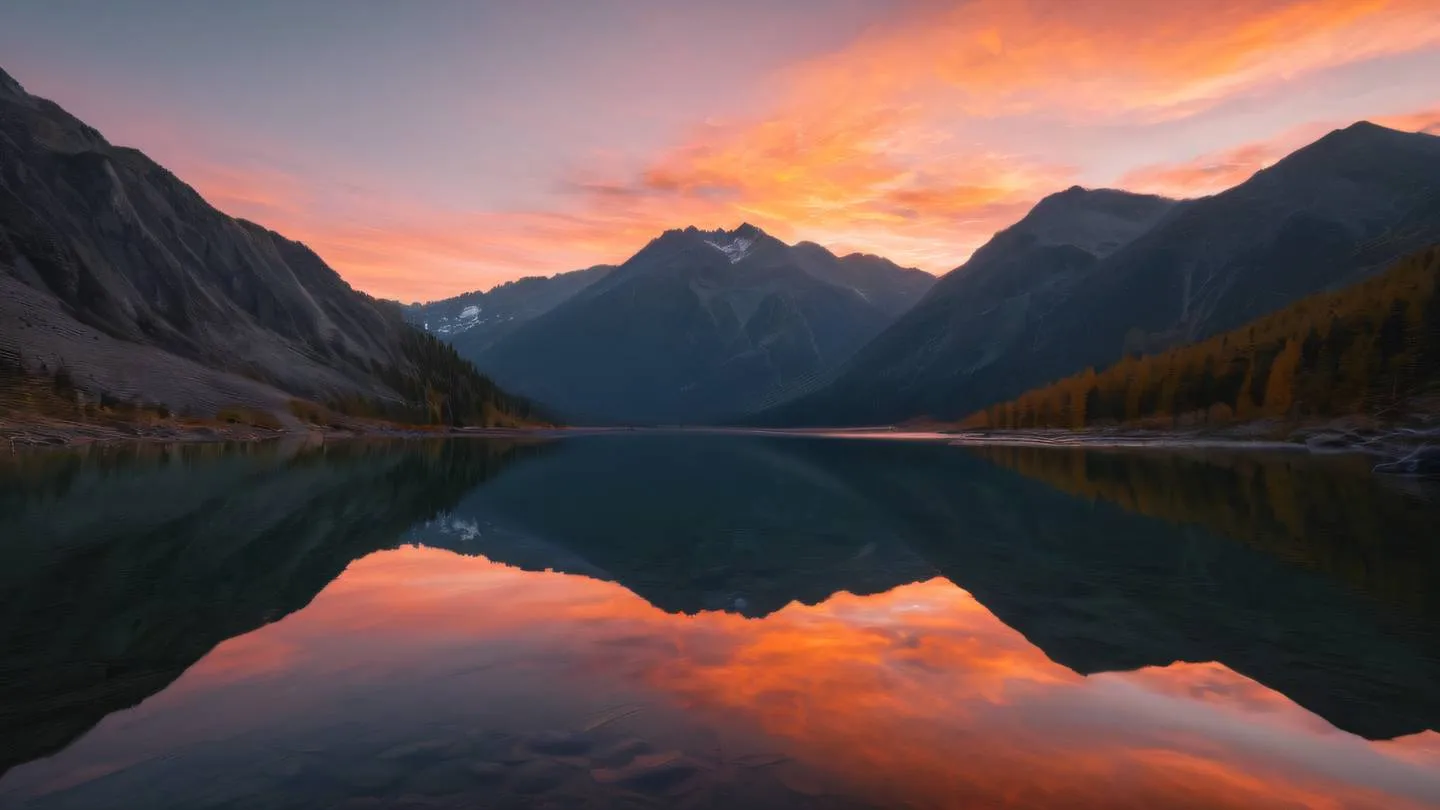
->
[3,0,1440,302]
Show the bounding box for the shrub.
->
[287,398,334,425]
[216,406,285,431]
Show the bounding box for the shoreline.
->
[0,418,572,452]
[941,424,1440,476]
[4,418,1436,477]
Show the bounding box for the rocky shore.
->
[945,422,1440,478]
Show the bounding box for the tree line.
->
[2,330,548,429]
[965,245,1440,429]
[329,328,550,428]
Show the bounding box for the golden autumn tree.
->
[1263,338,1300,417]
[959,244,1440,430]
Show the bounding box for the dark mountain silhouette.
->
[0,65,533,425]
[969,244,1440,430]
[0,439,543,779]
[403,264,614,356]
[469,224,935,424]
[762,123,1440,425]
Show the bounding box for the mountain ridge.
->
[467,223,935,424]
[404,263,614,358]
[0,63,538,427]
[757,122,1440,426]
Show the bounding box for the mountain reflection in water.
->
[1,434,1438,809]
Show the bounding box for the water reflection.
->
[419,435,1440,741]
[0,439,544,779]
[1,435,1438,809]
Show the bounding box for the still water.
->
[1,434,1438,809]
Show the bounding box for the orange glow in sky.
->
[4,1,1438,299]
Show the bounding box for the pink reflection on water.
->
[6,546,1438,809]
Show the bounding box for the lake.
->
[1,434,1438,809]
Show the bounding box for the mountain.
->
[403,263,613,356]
[0,65,535,426]
[763,122,1440,425]
[468,223,935,424]
[757,188,1177,424]
[970,244,1440,430]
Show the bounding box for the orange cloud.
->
[778,0,1440,120]
[157,0,1440,299]
[1377,106,1440,135]
[505,0,1440,288]
[1119,140,1295,198]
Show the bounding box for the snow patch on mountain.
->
[423,304,491,336]
[706,235,756,264]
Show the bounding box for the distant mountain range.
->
[759,121,1440,425]
[402,264,614,356]
[402,121,1440,428]
[442,223,934,424]
[11,49,1437,431]
[0,65,534,427]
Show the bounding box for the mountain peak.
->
[1035,185,1171,208]
[0,66,25,98]
[1254,119,1440,188]
[731,222,765,239]
[703,224,765,264]
[1299,120,1430,155]
[1020,187,1178,248]
[1342,119,1392,135]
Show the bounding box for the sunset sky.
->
[3,0,1439,301]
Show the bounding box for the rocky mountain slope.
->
[0,65,534,426]
[469,224,934,424]
[761,122,1440,425]
[403,264,613,357]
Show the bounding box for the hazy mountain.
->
[403,264,613,356]
[0,65,531,424]
[471,223,934,424]
[763,122,1440,425]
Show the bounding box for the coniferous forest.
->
[965,245,1440,430]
